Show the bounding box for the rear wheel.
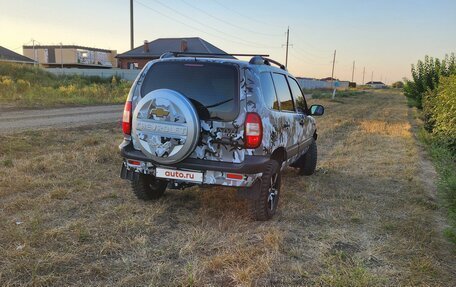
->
[249,160,281,221]
[131,174,168,200]
[299,139,317,176]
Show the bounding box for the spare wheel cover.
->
[132,89,200,164]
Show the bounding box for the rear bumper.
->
[119,141,271,174]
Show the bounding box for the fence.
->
[47,68,140,81]
[296,78,350,90]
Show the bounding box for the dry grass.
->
[0,90,455,286]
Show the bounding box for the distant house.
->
[319,77,350,88]
[22,45,117,68]
[116,37,232,69]
[0,46,35,65]
[297,77,332,89]
[366,81,386,89]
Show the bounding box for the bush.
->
[391,81,404,88]
[423,75,456,151]
[422,89,437,132]
[403,54,456,109]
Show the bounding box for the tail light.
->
[122,101,132,136]
[244,112,263,149]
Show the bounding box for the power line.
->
[179,0,281,37]
[134,0,279,50]
[289,50,331,66]
[291,45,333,62]
[149,0,279,49]
[212,0,280,28]
[290,48,332,63]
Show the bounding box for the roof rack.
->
[161,52,269,59]
[160,52,286,71]
[249,56,287,71]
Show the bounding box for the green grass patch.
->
[0,62,131,108]
[418,128,456,244]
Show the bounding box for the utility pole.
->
[371,71,373,83]
[282,26,291,68]
[130,0,134,50]
[351,60,355,83]
[60,42,63,69]
[362,67,365,85]
[331,50,337,99]
[285,27,289,68]
[331,49,336,80]
[32,39,37,66]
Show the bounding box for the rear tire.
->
[249,160,281,221]
[299,139,317,176]
[131,174,168,200]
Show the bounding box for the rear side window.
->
[141,61,239,121]
[259,72,280,110]
[288,77,308,113]
[272,73,295,112]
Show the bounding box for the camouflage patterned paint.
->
[122,56,318,187]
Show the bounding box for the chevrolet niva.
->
[120,52,324,220]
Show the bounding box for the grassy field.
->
[0,63,130,109]
[0,90,455,286]
[303,88,368,99]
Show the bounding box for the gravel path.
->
[0,105,123,134]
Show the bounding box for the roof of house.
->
[22,45,113,53]
[117,37,231,59]
[0,46,36,64]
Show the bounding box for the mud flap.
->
[120,163,135,181]
[237,178,262,200]
[290,147,309,168]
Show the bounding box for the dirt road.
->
[0,90,454,286]
[0,105,123,134]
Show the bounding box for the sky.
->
[1,0,455,83]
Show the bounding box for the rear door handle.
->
[283,122,290,128]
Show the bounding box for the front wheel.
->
[249,160,281,221]
[299,139,317,176]
[131,173,168,200]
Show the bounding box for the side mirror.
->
[309,104,324,116]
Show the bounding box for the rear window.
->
[272,73,295,112]
[141,61,239,121]
[259,72,280,110]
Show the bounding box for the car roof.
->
[153,57,292,76]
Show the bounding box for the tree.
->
[403,53,455,109]
[391,81,404,88]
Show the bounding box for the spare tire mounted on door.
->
[131,89,200,165]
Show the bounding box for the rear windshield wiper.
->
[205,98,233,109]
